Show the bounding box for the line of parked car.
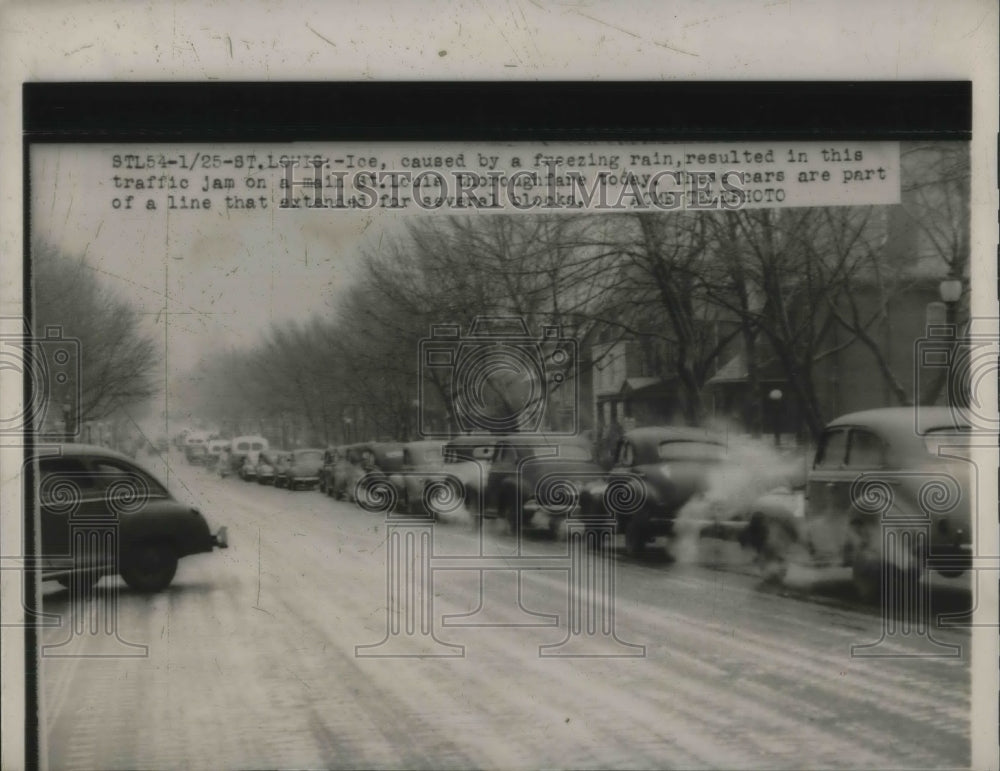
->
[199,406,974,599]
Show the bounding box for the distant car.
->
[347,442,405,504]
[204,439,230,469]
[154,437,169,453]
[319,446,343,496]
[480,434,604,535]
[37,444,227,592]
[602,427,734,555]
[255,450,283,485]
[277,448,325,491]
[184,443,208,466]
[184,431,210,454]
[388,440,451,516]
[799,407,971,596]
[326,444,363,500]
[239,450,261,481]
[442,435,499,517]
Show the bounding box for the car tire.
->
[849,523,886,604]
[121,541,178,593]
[624,511,649,557]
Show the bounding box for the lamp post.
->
[938,274,963,407]
[938,274,962,328]
[768,389,783,448]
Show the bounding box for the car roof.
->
[38,444,173,490]
[826,407,967,434]
[491,433,592,447]
[623,426,728,446]
[39,443,137,463]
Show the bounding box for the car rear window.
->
[39,457,94,497]
[814,428,848,468]
[92,460,169,498]
[296,450,323,463]
[657,440,727,462]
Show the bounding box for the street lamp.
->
[768,389,783,448]
[938,275,962,328]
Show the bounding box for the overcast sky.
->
[29,144,403,373]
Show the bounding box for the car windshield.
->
[657,440,728,462]
[923,427,971,456]
[295,450,323,464]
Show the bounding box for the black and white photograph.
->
[1,4,997,771]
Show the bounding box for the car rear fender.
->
[119,503,214,557]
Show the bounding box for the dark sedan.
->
[37,444,228,593]
[606,426,731,555]
[481,434,604,535]
[348,442,405,505]
[278,448,325,491]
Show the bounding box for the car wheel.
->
[849,524,886,604]
[121,541,178,593]
[624,511,649,557]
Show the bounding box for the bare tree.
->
[32,242,159,433]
